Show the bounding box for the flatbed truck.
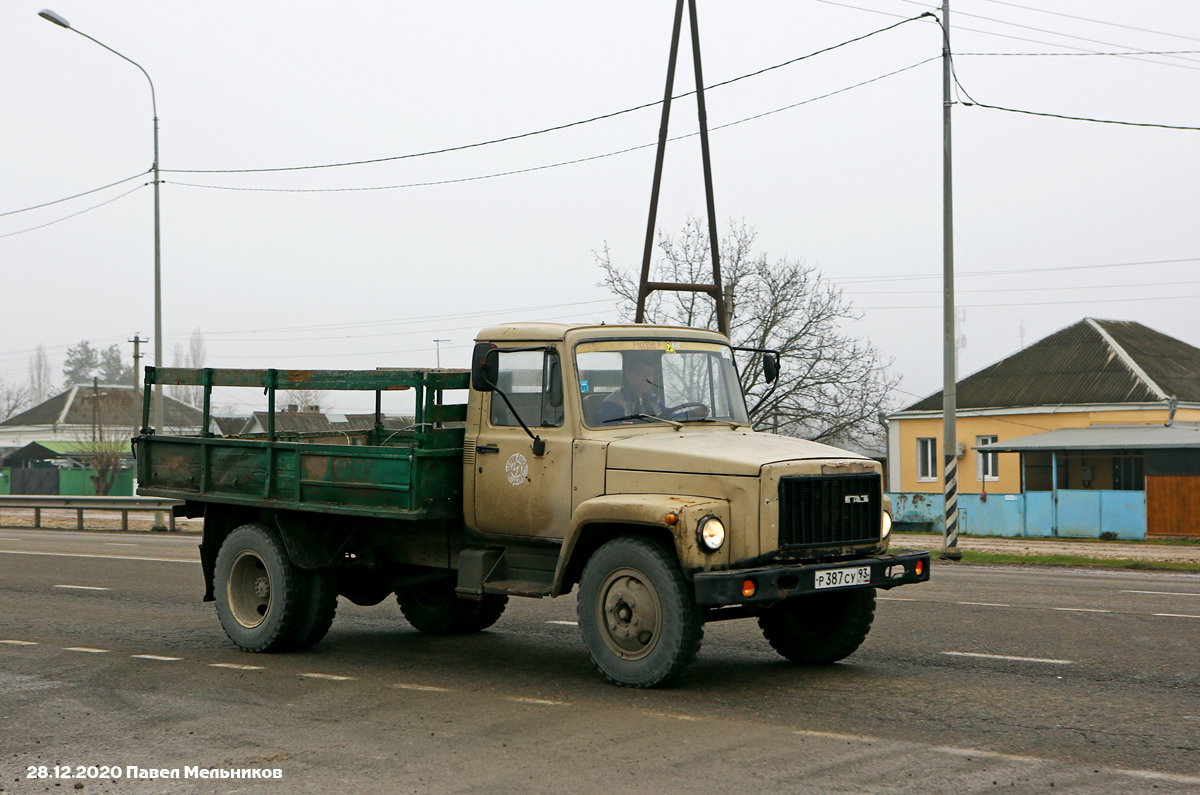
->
[135,322,928,687]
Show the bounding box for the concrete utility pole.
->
[940,0,962,560]
[433,340,450,369]
[129,334,147,387]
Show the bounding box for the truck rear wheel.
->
[397,579,508,634]
[576,536,703,688]
[758,587,876,664]
[214,523,306,652]
[289,569,338,651]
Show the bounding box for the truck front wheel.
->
[214,523,308,652]
[577,536,703,688]
[757,587,876,664]
[397,580,508,634]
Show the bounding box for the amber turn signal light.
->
[741,579,756,598]
[664,512,678,526]
[915,560,925,576]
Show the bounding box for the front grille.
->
[778,473,882,548]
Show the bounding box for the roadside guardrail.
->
[0,495,184,532]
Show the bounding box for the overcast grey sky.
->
[3,1,1198,415]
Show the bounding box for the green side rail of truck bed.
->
[133,366,471,521]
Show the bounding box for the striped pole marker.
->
[941,453,962,560]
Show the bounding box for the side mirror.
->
[471,343,498,392]
[547,357,563,408]
[763,352,780,384]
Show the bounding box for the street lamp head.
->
[38,9,71,28]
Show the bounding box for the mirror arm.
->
[480,344,555,457]
[748,381,779,419]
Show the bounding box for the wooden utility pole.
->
[129,334,147,387]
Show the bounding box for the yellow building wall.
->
[895,407,1200,494]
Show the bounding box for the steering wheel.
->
[663,402,708,418]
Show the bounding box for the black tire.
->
[288,569,338,651]
[213,523,306,652]
[576,536,703,688]
[397,579,507,635]
[757,587,876,664]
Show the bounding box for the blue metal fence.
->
[889,490,1145,539]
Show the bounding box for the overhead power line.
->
[834,257,1200,284]
[863,292,1200,310]
[164,14,931,176]
[978,0,1200,45]
[0,171,147,218]
[962,100,1200,131]
[166,58,938,194]
[0,184,148,240]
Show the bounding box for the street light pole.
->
[40,9,167,529]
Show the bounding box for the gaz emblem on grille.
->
[844,494,870,504]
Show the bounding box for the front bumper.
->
[692,549,930,607]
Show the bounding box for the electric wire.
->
[956,50,1200,57]
[846,278,1200,295]
[862,293,1200,310]
[164,14,931,176]
[0,171,148,218]
[0,184,148,240]
[165,58,938,194]
[978,0,1200,45]
[834,257,1200,284]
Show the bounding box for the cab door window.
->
[489,350,563,428]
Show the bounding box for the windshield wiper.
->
[683,417,742,429]
[603,413,683,431]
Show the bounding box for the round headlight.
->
[881,511,893,539]
[697,516,725,551]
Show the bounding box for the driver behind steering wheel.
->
[599,353,708,424]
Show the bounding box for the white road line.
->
[1122,590,1200,597]
[54,585,111,591]
[393,683,452,692]
[64,647,109,653]
[132,654,182,661]
[300,672,354,681]
[956,601,1010,607]
[546,620,578,626]
[0,640,39,646]
[0,550,193,564]
[1154,613,1200,619]
[209,663,263,670]
[507,697,570,706]
[642,712,702,722]
[0,538,22,541]
[1052,607,1111,613]
[942,651,1073,665]
[878,597,917,601]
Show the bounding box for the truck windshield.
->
[575,339,749,427]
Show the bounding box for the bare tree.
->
[0,376,31,422]
[597,217,898,446]
[72,383,133,496]
[170,328,208,407]
[29,344,53,404]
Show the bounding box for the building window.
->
[1112,452,1144,491]
[917,437,937,482]
[977,435,999,481]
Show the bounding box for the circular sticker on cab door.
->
[505,453,529,486]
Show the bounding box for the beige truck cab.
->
[460,322,929,687]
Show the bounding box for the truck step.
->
[482,579,553,598]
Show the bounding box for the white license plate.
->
[814,566,871,590]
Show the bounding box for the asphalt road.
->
[1,529,1197,794]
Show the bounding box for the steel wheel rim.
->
[595,566,662,660]
[227,549,271,629]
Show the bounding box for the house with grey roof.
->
[887,318,1200,539]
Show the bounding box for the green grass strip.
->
[949,549,1200,572]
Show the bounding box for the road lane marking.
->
[942,651,1072,665]
[956,601,1010,607]
[300,673,354,681]
[209,663,263,670]
[64,647,109,653]
[507,697,570,706]
[546,620,578,625]
[642,712,702,721]
[54,585,111,591]
[393,683,451,692]
[1154,613,1200,619]
[0,538,22,541]
[0,550,194,564]
[1051,607,1111,613]
[1122,590,1200,597]
[877,597,916,601]
[132,654,183,661]
[0,640,39,645]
